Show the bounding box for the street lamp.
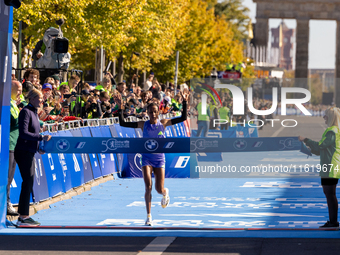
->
[129,52,140,86]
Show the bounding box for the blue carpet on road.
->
[2,150,340,238]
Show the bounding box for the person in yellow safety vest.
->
[195,95,211,137]
[219,101,231,130]
[235,62,244,73]
[7,80,22,216]
[299,107,340,229]
[209,100,220,130]
[226,63,234,71]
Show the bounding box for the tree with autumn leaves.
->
[13,0,253,83]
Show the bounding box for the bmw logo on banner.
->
[233,139,247,150]
[56,139,70,152]
[144,139,159,152]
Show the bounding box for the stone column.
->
[255,18,268,62]
[335,20,340,106]
[295,19,309,88]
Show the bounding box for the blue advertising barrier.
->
[109,125,125,175]
[9,165,23,205]
[50,132,74,193]
[80,127,102,179]
[0,5,13,229]
[40,148,64,198]
[57,130,85,189]
[32,153,50,202]
[69,129,94,183]
[89,126,117,176]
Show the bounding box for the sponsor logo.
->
[56,139,70,152]
[102,139,130,152]
[144,139,159,152]
[252,141,263,148]
[164,142,175,149]
[170,156,190,168]
[233,139,247,150]
[190,139,218,152]
[174,156,190,168]
[10,179,17,188]
[75,142,86,149]
[279,138,300,150]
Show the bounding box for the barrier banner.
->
[58,130,85,188]
[69,129,93,183]
[49,132,73,192]
[100,125,118,174]
[40,150,64,198]
[184,120,191,136]
[80,127,102,179]
[114,124,143,178]
[109,125,125,174]
[190,137,300,152]
[165,125,175,137]
[43,136,301,153]
[89,126,116,176]
[9,165,23,204]
[43,137,191,154]
[32,153,49,202]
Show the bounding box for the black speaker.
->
[54,38,69,54]
[4,0,21,9]
[322,92,333,105]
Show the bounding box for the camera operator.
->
[100,91,112,118]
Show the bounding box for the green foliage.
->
[13,0,251,82]
[212,0,251,41]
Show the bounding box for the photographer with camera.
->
[85,95,102,119]
[99,91,112,118]
[59,84,77,109]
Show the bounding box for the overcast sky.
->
[243,0,336,69]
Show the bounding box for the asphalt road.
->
[1,235,340,254]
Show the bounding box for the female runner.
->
[117,92,188,225]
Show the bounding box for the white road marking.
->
[139,237,176,255]
[271,125,285,137]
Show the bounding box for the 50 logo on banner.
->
[102,139,130,152]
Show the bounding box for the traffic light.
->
[4,0,21,9]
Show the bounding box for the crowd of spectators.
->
[11,70,190,127]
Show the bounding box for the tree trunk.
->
[117,53,124,83]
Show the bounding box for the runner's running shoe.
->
[161,188,170,208]
[145,215,153,226]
